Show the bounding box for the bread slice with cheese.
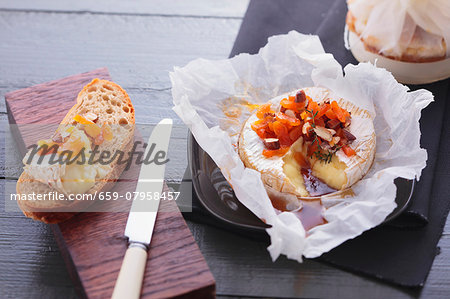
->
[238,87,375,198]
[16,79,135,223]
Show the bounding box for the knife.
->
[112,118,173,299]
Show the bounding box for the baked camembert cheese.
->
[238,87,375,198]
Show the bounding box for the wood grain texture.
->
[0,10,241,101]
[4,69,215,298]
[187,221,450,299]
[1,1,449,298]
[0,0,249,18]
[0,8,241,180]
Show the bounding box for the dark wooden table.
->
[0,1,449,298]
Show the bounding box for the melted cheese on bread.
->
[22,127,111,195]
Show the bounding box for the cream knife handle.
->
[111,243,148,299]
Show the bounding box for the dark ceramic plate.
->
[188,133,414,232]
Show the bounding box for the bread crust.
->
[16,79,135,223]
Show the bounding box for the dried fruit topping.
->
[263,138,280,150]
[83,124,102,139]
[94,133,104,145]
[102,124,113,141]
[74,114,101,139]
[275,112,301,126]
[73,114,94,125]
[251,90,355,159]
[51,131,64,144]
[288,126,303,142]
[58,133,85,156]
[36,139,58,155]
[262,147,289,158]
[342,145,356,156]
[256,103,273,119]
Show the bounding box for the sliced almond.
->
[344,118,351,128]
[330,136,340,147]
[84,112,98,122]
[52,132,64,143]
[302,122,312,135]
[284,109,296,118]
[314,126,333,142]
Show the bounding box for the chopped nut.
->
[314,126,333,142]
[344,118,351,128]
[263,138,280,150]
[321,141,332,151]
[94,133,104,145]
[330,136,340,147]
[84,112,98,123]
[52,132,64,143]
[302,122,312,135]
[295,90,308,108]
[326,118,341,130]
[284,109,296,118]
[342,129,356,142]
[52,127,70,143]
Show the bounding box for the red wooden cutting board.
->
[5,68,215,299]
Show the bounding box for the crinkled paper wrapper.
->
[348,0,450,57]
[170,31,433,261]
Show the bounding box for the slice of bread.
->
[16,79,135,223]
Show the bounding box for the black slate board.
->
[186,0,450,287]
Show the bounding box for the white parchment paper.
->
[170,31,433,261]
[348,0,450,57]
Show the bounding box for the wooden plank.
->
[4,69,215,298]
[0,209,78,299]
[0,11,241,93]
[0,0,249,18]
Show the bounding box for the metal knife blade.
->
[124,118,173,247]
[112,118,173,299]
